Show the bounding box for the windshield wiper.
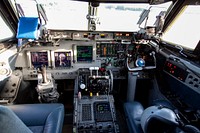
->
[175,45,187,58]
[37,4,48,24]
[15,4,25,17]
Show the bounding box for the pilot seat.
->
[0,103,64,133]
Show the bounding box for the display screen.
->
[31,52,48,67]
[94,102,112,122]
[54,52,71,67]
[96,103,110,112]
[77,46,93,62]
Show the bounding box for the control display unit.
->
[94,102,113,122]
[74,96,120,133]
[54,51,71,68]
[96,102,110,112]
[77,46,93,62]
[30,52,49,68]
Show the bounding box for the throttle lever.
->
[41,65,48,83]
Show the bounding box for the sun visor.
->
[16,17,39,39]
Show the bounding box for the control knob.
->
[80,83,86,90]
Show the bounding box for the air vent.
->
[185,74,200,92]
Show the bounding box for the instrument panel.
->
[15,40,101,80]
[164,59,200,95]
[15,30,139,80]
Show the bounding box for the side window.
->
[0,14,14,41]
[162,5,200,50]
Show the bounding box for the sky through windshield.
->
[12,0,171,31]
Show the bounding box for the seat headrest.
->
[140,106,179,133]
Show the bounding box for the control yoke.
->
[126,50,156,102]
[126,51,156,72]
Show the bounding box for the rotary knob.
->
[80,83,86,90]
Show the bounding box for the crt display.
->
[54,52,71,67]
[31,52,48,67]
[77,46,93,62]
[94,102,112,122]
[96,102,110,112]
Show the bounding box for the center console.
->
[73,67,120,133]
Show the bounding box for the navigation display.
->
[54,52,71,67]
[77,46,93,62]
[31,52,48,67]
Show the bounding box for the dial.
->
[80,83,86,90]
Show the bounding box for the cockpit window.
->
[0,14,14,41]
[44,1,88,30]
[11,0,171,32]
[97,2,171,31]
[97,3,146,31]
[162,5,200,50]
[12,0,88,30]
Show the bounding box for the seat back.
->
[7,103,64,133]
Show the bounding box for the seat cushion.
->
[124,102,144,133]
[7,103,64,133]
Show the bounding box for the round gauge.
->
[0,68,8,75]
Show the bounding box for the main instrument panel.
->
[15,30,156,81]
[15,30,137,80]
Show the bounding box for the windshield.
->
[162,5,200,50]
[12,0,171,32]
[0,14,14,41]
[96,3,147,31]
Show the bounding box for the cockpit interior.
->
[1,0,200,133]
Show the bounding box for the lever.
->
[94,67,99,76]
[41,65,48,83]
[89,67,94,76]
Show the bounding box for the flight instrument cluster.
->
[15,30,156,80]
[15,40,100,80]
